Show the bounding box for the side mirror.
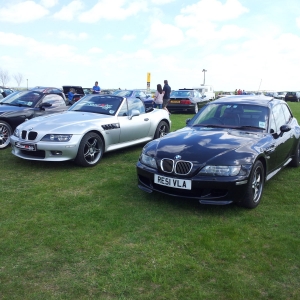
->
[129,109,140,120]
[40,102,52,108]
[186,118,191,125]
[280,124,291,133]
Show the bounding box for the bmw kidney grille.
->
[161,159,193,175]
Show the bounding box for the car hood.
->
[17,111,115,133]
[145,127,263,166]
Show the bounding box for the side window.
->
[118,100,128,116]
[272,104,286,133]
[281,104,292,123]
[128,98,145,114]
[42,94,64,106]
[138,91,146,98]
[269,111,277,134]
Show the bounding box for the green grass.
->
[0,105,300,299]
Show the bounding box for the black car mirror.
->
[279,124,291,137]
[40,102,52,108]
[186,118,191,125]
[280,124,291,133]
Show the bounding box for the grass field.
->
[0,104,299,299]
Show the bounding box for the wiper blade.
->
[238,125,265,130]
[192,124,222,128]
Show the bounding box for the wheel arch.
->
[0,118,14,129]
[83,129,105,150]
[256,156,267,181]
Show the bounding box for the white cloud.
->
[175,0,249,45]
[151,0,175,4]
[58,31,88,40]
[0,32,91,65]
[144,20,184,48]
[122,34,136,41]
[53,0,84,21]
[40,0,58,8]
[104,34,114,40]
[296,17,300,28]
[78,0,148,23]
[88,47,103,54]
[177,0,249,26]
[0,1,49,23]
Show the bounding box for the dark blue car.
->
[137,96,300,208]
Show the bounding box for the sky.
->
[1,0,300,92]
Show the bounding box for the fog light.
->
[51,151,62,156]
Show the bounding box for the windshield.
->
[0,91,43,107]
[69,95,123,115]
[189,103,269,131]
[112,90,133,97]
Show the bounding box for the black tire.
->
[154,121,169,139]
[75,132,104,167]
[239,161,264,209]
[192,103,199,114]
[0,121,12,149]
[290,141,300,167]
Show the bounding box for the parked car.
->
[137,96,300,209]
[193,85,215,100]
[83,88,92,95]
[30,86,66,102]
[62,85,85,105]
[0,87,14,99]
[0,90,68,149]
[10,95,171,167]
[275,91,286,100]
[216,92,233,99]
[265,92,278,98]
[101,89,113,95]
[284,92,300,102]
[168,88,210,114]
[112,89,153,109]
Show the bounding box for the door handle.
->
[144,118,149,121]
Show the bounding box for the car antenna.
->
[257,79,262,95]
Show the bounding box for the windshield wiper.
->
[192,124,223,128]
[238,125,265,130]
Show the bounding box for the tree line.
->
[0,68,24,87]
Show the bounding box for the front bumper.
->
[136,161,249,205]
[10,135,82,161]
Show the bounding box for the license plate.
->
[154,174,191,190]
[15,142,36,151]
[170,100,180,104]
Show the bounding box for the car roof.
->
[212,95,284,108]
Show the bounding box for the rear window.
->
[171,90,193,97]
[286,92,296,96]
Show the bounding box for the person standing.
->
[153,84,164,109]
[67,88,75,105]
[162,79,171,114]
[92,81,101,94]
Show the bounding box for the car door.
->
[270,103,295,168]
[118,98,151,143]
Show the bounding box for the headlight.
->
[14,128,20,138]
[199,165,241,176]
[41,134,73,142]
[140,153,157,169]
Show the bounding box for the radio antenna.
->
[257,79,262,92]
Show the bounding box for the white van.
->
[193,85,215,100]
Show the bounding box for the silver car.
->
[10,95,171,167]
